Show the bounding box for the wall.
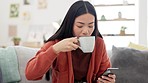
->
[0,0,148,47]
[0,0,75,46]
[138,0,147,46]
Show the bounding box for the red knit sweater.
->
[25,37,111,83]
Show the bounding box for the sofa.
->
[0,43,148,83]
[109,45,148,83]
[0,46,50,83]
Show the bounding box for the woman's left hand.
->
[97,74,116,83]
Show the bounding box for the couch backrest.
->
[15,46,49,83]
[111,46,148,83]
[107,50,112,58]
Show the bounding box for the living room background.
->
[0,0,147,49]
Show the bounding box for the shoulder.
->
[95,37,105,44]
[95,37,106,49]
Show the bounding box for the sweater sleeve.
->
[25,41,58,80]
[96,38,111,78]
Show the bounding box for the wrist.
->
[52,44,60,54]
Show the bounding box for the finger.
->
[66,46,75,51]
[70,46,77,51]
[69,37,78,43]
[108,75,116,83]
[108,74,116,79]
[71,43,79,50]
[102,76,112,81]
[102,76,115,82]
[98,77,109,83]
[102,75,115,83]
[73,38,79,44]
[97,78,103,83]
[66,43,78,51]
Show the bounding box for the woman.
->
[25,0,116,83]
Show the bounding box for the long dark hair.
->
[46,0,102,43]
[45,0,103,81]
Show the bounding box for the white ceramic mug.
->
[79,36,95,53]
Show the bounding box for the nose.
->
[81,27,89,36]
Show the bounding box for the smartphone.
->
[102,68,119,77]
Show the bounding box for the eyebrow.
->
[76,22,94,24]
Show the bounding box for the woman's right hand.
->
[52,37,79,54]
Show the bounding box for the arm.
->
[97,38,111,77]
[25,41,58,80]
[25,37,79,80]
[92,38,111,82]
[97,46,111,77]
[95,38,116,83]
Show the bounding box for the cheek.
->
[89,28,95,35]
[73,27,81,36]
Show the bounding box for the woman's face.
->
[73,13,95,37]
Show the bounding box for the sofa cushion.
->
[111,46,148,83]
[15,46,49,83]
[0,67,3,83]
[128,42,148,50]
[107,50,112,58]
[15,46,38,82]
[0,46,21,82]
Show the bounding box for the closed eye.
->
[77,25,83,28]
[89,26,94,28]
